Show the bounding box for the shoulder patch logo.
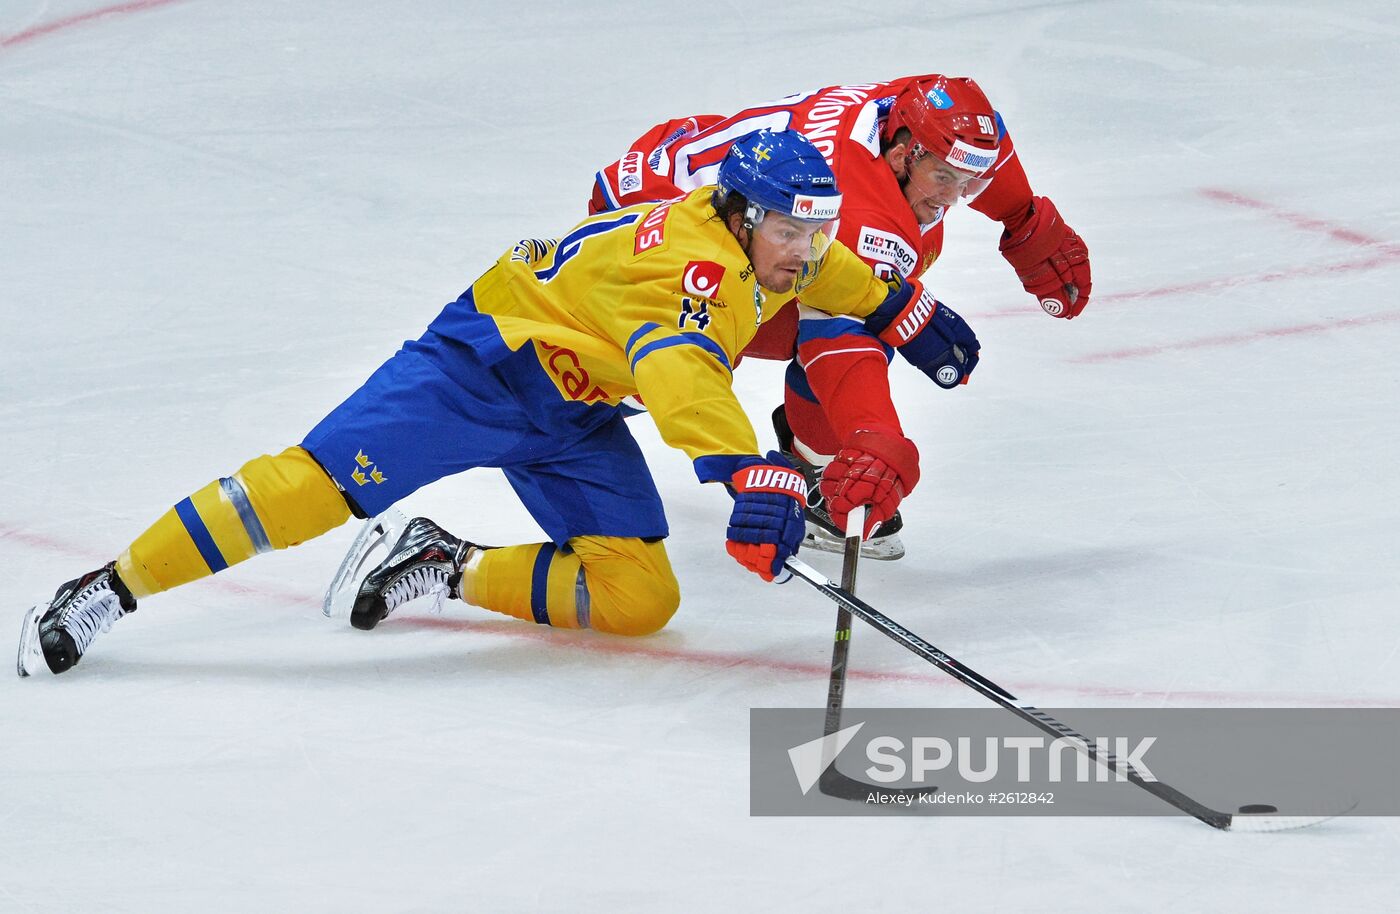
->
[619,150,643,194]
[634,199,677,255]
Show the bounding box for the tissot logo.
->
[858,227,917,277]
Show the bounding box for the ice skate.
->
[347,515,480,630]
[16,562,137,677]
[323,508,411,618]
[772,406,906,561]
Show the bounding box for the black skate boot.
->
[772,405,906,561]
[350,517,479,630]
[17,562,138,676]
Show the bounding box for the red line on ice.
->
[1100,246,1400,305]
[2,521,1391,707]
[1069,308,1400,364]
[0,522,320,608]
[392,615,1397,707]
[978,245,1400,320]
[0,0,184,50]
[978,188,1400,319]
[1198,187,1389,249]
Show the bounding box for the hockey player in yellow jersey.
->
[18,128,977,676]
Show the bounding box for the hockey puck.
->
[1236,804,1278,814]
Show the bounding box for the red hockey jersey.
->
[589,76,1037,448]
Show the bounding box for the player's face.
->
[900,154,982,223]
[746,212,831,292]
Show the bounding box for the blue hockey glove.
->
[726,451,808,583]
[864,277,980,389]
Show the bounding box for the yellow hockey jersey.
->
[426,188,891,482]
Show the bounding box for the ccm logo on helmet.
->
[792,194,841,221]
[683,261,725,299]
[738,467,809,501]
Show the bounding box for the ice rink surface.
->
[3,1,1399,910]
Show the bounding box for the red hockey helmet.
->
[883,76,1001,179]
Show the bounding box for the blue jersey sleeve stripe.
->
[693,454,750,484]
[784,360,818,403]
[625,322,664,359]
[796,317,874,343]
[680,332,733,370]
[629,333,732,374]
[594,171,621,211]
[530,543,556,626]
[174,497,229,574]
[533,213,640,283]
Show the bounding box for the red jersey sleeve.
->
[793,199,919,443]
[589,116,724,214]
[967,115,1035,227]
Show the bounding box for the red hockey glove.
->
[820,430,920,539]
[999,196,1091,319]
[726,453,808,582]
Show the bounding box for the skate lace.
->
[384,566,450,615]
[57,581,125,654]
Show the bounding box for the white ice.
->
[3,1,1398,910]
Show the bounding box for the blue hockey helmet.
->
[715,128,842,227]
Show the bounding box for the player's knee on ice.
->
[570,536,680,636]
[462,535,679,634]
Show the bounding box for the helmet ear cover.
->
[742,200,765,232]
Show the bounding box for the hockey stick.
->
[816,508,927,803]
[784,556,1353,832]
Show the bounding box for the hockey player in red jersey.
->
[591,75,1092,559]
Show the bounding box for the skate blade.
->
[803,525,905,561]
[15,601,49,678]
[322,508,409,618]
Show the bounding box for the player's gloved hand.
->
[821,430,921,539]
[999,196,1092,319]
[864,277,980,389]
[726,452,808,583]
